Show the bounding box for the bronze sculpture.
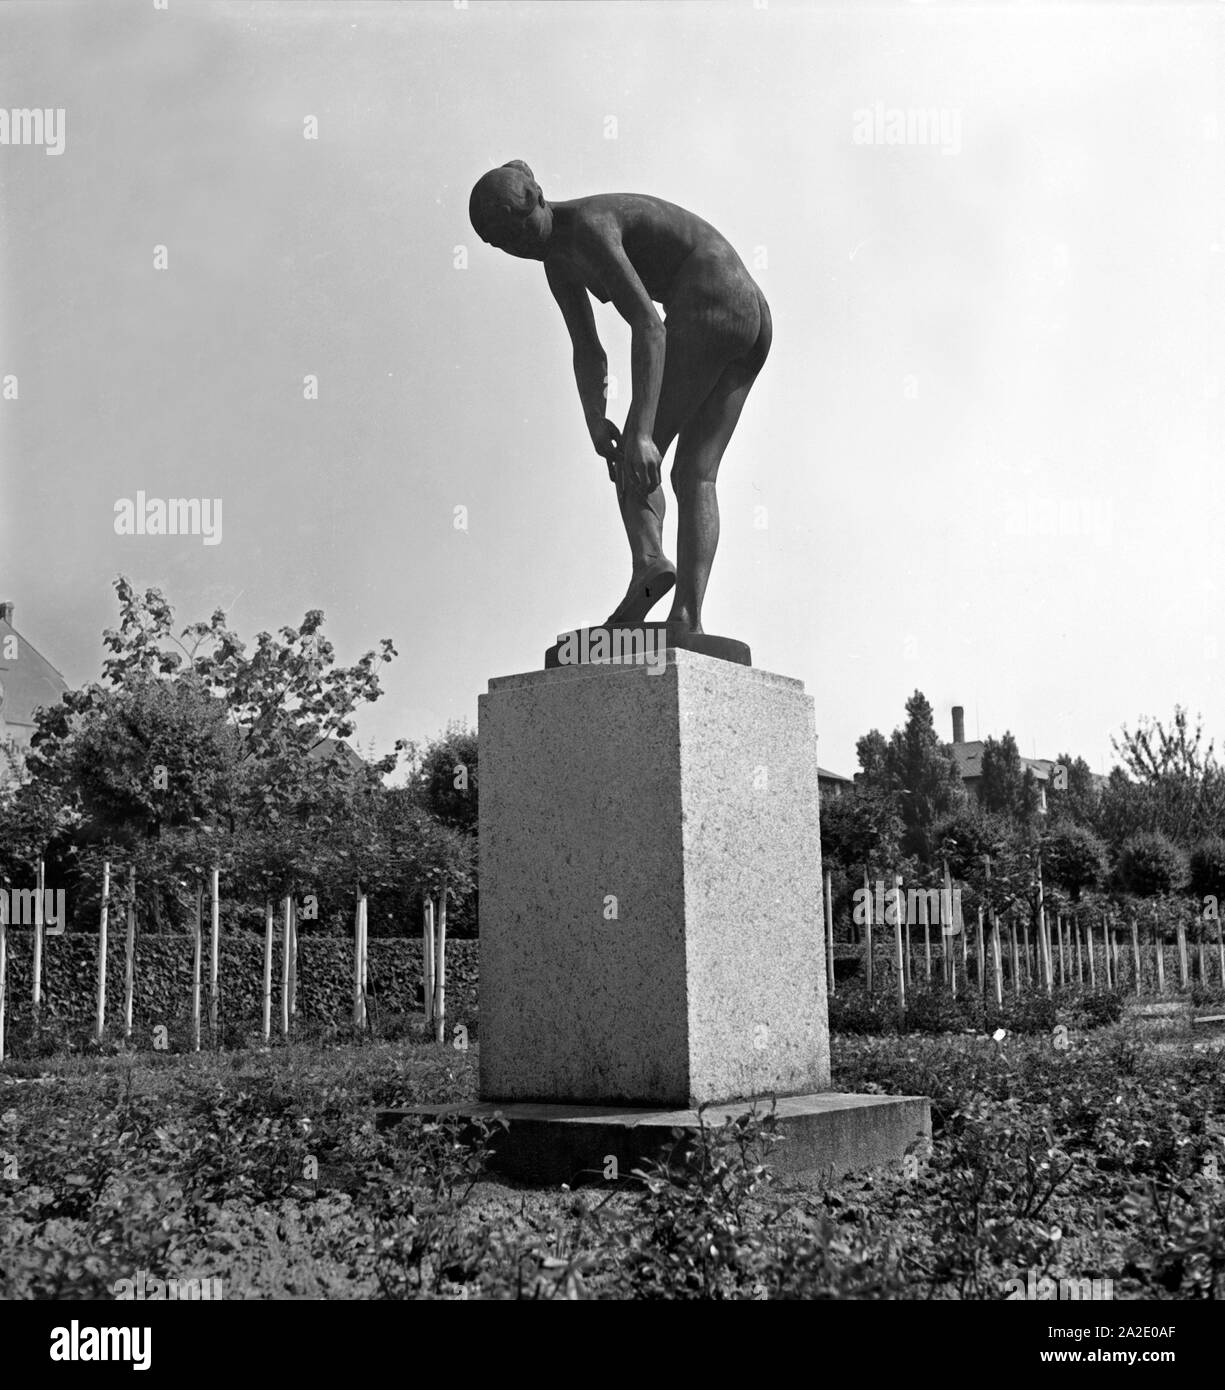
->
[470,162,771,651]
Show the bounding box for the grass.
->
[2,1019,1224,1299]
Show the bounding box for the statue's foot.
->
[665,616,704,640]
[605,558,676,627]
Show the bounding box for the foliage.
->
[1116,831,1188,898]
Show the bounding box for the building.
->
[817,765,854,800]
[948,704,1057,813]
[0,601,70,787]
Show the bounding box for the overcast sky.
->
[1,0,1221,777]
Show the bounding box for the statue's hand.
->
[619,435,663,500]
[591,418,622,483]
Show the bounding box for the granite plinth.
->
[478,648,829,1107]
[377,1093,932,1186]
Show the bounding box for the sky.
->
[0,0,1222,778]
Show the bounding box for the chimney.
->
[952,705,965,744]
[0,602,12,625]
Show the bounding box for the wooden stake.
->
[864,869,874,995]
[423,897,435,1024]
[1074,916,1083,985]
[123,867,136,1042]
[1036,853,1051,994]
[433,881,448,1044]
[262,900,273,1043]
[288,899,298,1025]
[359,894,369,1029]
[1176,915,1189,990]
[976,907,986,995]
[192,882,202,1052]
[1130,917,1142,994]
[992,916,1004,1007]
[0,894,7,1064]
[209,865,220,1046]
[1022,923,1032,985]
[280,895,291,1038]
[1101,912,1111,990]
[1086,919,1097,988]
[824,870,835,996]
[894,883,906,1015]
[1056,914,1066,987]
[1217,912,1225,989]
[353,889,365,1027]
[1010,919,1022,995]
[32,858,44,1014]
[901,873,912,988]
[1154,908,1165,995]
[94,861,111,1044]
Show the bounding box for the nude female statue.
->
[469,160,771,638]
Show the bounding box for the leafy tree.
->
[1116,831,1188,898]
[1109,707,1225,845]
[1039,824,1107,902]
[856,692,965,865]
[1188,837,1225,906]
[407,722,479,836]
[819,789,902,876]
[1047,752,1100,828]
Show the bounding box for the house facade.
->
[0,601,70,787]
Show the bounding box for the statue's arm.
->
[545,260,610,437]
[574,223,665,449]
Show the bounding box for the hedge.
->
[0,933,478,1046]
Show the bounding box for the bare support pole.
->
[433,880,448,1045]
[123,867,136,1043]
[824,870,835,997]
[192,882,202,1052]
[32,858,45,1019]
[95,861,111,1044]
[209,865,220,1047]
[262,900,274,1043]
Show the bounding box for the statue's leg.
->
[605,330,728,626]
[666,359,760,636]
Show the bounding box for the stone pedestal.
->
[478,648,829,1107]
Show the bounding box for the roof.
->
[0,609,70,731]
[951,740,1051,783]
[817,766,853,784]
[306,737,366,772]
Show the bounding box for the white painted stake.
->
[824,870,835,996]
[95,861,111,1043]
[0,896,7,1064]
[32,858,44,1012]
[433,882,448,1045]
[353,890,364,1028]
[262,900,274,1043]
[209,865,220,1045]
[123,867,136,1042]
[192,883,202,1052]
[280,895,291,1038]
[423,897,435,1024]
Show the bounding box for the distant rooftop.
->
[0,601,70,732]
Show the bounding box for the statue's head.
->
[469,160,551,259]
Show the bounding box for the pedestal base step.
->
[377,1092,931,1187]
[544,624,750,670]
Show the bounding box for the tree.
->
[1109,707,1225,845]
[1188,837,1225,906]
[407,722,478,835]
[856,692,965,864]
[1116,831,1188,898]
[1040,824,1107,902]
[1047,752,1100,828]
